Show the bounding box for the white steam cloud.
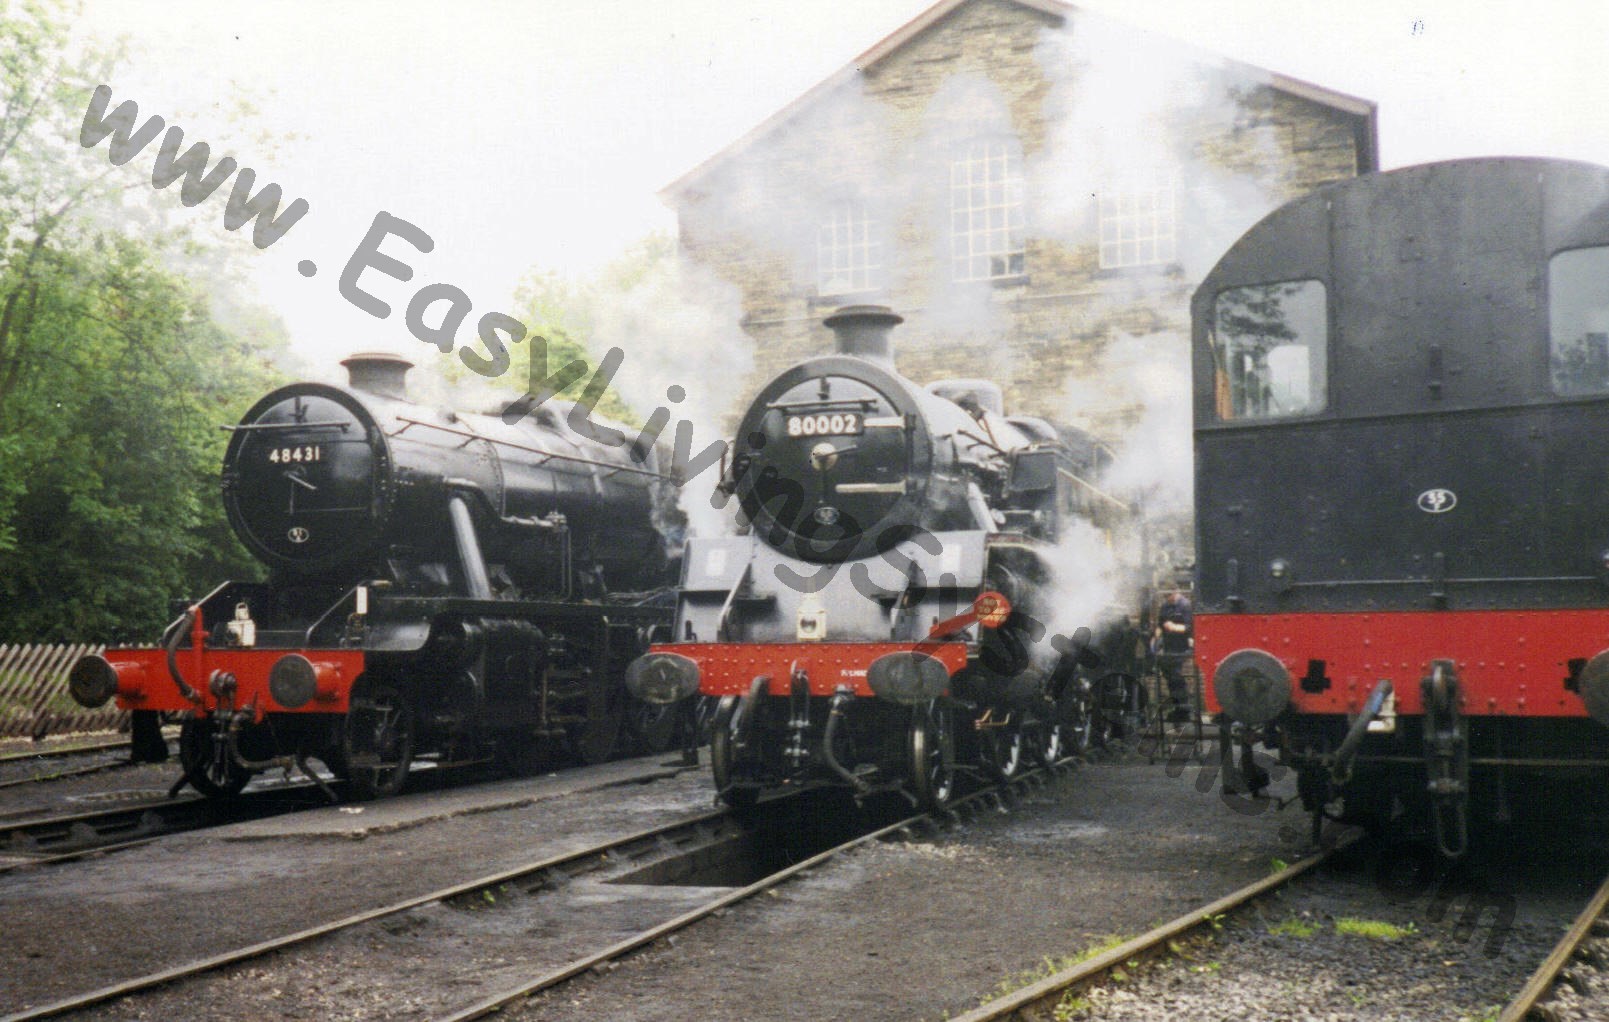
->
[1030,12,1286,287]
[1061,331,1193,513]
[586,254,755,539]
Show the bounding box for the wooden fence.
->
[0,644,127,739]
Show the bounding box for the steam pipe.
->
[448,495,493,599]
[730,675,767,752]
[820,688,870,792]
[1330,678,1394,784]
[966,482,999,533]
[164,609,202,704]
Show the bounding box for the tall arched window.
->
[950,137,1025,282]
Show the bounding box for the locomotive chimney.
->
[823,305,902,365]
[340,352,414,400]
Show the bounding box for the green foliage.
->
[0,1,289,642]
[1268,915,1319,938]
[506,232,681,429]
[1334,917,1416,941]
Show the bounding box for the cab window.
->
[1211,280,1328,420]
[1549,247,1609,396]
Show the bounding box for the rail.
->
[1497,869,1609,1022]
[951,837,1349,1021]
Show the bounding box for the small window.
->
[817,199,883,296]
[950,138,1025,282]
[1098,170,1178,269]
[1549,247,1609,396]
[1211,280,1328,419]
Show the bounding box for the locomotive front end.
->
[222,359,400,575]
[632,305,1123,809]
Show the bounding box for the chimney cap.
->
[339,351,415,373]
[340,351,414,400]
[823,304,903,329]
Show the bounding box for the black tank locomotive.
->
[1195,158,1609,856]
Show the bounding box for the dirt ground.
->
[508,750,1308,1022]
[11,733,1555,1022]
[0,752,715,1014]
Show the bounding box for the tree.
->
[0,2,291,641]
[509,267,641,428]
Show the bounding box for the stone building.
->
[661,0,1376,444]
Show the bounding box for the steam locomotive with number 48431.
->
[626,306,1143,809]
[69,352,680,799]
[1197,157,1609,858]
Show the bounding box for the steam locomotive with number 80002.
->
[626,306,1142,809]
[68,352,680,799]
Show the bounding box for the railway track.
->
[1498,871,1609,1022]
[1,761,1073,1022]
[0,737,130,764]
[949,834,1351,1022]
[0,781,324,872]
[0,737,172,791]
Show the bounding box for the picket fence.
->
[0,643,127,740]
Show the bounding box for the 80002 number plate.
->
[786,413,862,437]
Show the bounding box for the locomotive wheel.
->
[575,684,625,765]
[1029,721,1065,766]
[178,718,251,798]
[1058,689,1095,754]
[344,684,414,800]
[708,697,757,809]
[626,696,679,756]
[908,701,955,809]
[691,695,721,744]
[980,721,1023,780]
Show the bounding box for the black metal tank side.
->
[1192,157,1609,615]
[222,356,667,592]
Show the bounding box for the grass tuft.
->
[1268,915,1319,938]
[1334,917,1416,941]
[979,934,1133,1004]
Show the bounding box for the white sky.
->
[74,0,1609,371]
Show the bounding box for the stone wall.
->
[670,0,1367,440]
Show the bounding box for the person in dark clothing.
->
[1155,591,1193,723]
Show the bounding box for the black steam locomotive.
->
[1196,158,1609,857]
[627,306,1134,808]
[70,353,677,798]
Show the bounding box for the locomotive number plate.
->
[266,444,324,464]
[786,413,862,438]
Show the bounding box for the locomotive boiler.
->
[69,353,677,798]
[627,306,1130,808]
[1194,158,1609,858]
